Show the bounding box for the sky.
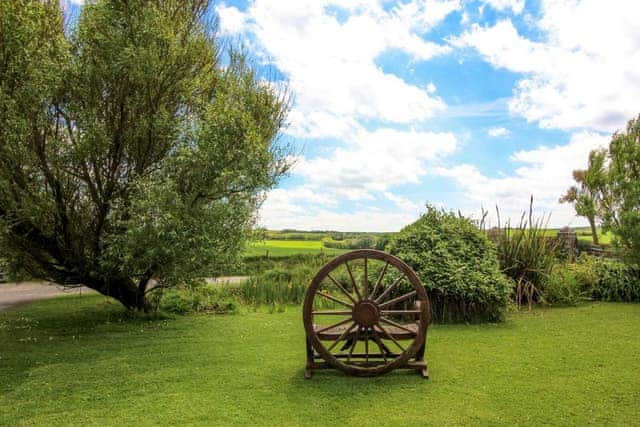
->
[67,0,640,231]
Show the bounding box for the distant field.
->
[247,228,614,258]
[246,240,349,257]
[542,227,613,245]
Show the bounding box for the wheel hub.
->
[352,300,380,327]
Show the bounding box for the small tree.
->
[600,115,640,265]
[0,1,289,309]
[559,150,607,245]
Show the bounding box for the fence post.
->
[557,227,577,262]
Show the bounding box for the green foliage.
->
[237,266,314,307]
[322,235,376,249]
[559,150,607,244]
[587,260,640,302]
[0,1,289,308]
[389,205,512,323]
[153,285,240,315]
[493,201,559,309]
[599,115,640,265]
[543,255,640,305]
[544,267,583,306]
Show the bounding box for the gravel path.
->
[0,281,95,312]
[0,276,250,312]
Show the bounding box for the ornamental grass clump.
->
[493,198,559,310]
[389,205,512,323]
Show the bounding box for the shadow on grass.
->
[0,294,172,394]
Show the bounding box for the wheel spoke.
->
[374,275,405,303]
[345,261,362,301]
[313,310,353,315]
[370,329,388,362]
[316,291,353,309]
[347,326,361,361]
[315,317,354,334]
[364,328,369,362]
[327,322,357,352]
[380,316,417,334]
[370,261,389,300]
[379,290,417,309]
[363,257,369,299]
[375,322,405,352]
[327,273,357,304]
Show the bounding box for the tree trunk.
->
[588,216,599,245]
[89,278,149,311]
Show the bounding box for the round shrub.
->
[388,206,512,323]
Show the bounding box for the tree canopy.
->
[0,0,290,309]
[559,149,607,244]
[600,115,640,264]
[562,114,640,264]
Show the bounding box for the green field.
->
[246,240,349,257]
[541,227,614,244]
[1,295,638,425]
[248,229,615,259]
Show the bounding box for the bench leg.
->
[305,336,314,379]
[415,340,429,379]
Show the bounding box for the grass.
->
[1,295,639,425]
[245,239,349,257]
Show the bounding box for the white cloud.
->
[488,126,509,137]
[460,11,470,25]
[259,203,421,232]
[453,1,640,132]
[482,0,525,15]
[383,192,422,213]
[258,185,425,231]
[435,131,610,226]
[295,128,459,199]
[217,0,460,139]
[258,126,455,229]
[215,5,249,34]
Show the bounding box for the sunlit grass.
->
[245,239,348,257]
[1,295,639,425]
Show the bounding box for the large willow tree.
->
[0,1,289,309]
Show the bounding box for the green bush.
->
[228,253,331,276]
[322,236,377,249]
[154,285,240,315]
[238,265,315,306]
[589,260,640,302]
[544,267,583,306]
[544,255,640,305]
[389,206,512,323]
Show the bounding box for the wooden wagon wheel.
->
[303,249,430,378]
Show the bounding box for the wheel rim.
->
[303,249,430,376]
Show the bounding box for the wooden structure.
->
[303,249,430,378]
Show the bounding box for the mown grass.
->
[1,295,639,426]
[245,239,348,257]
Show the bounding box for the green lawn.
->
[246,239,348,257]
[1,296,639,425]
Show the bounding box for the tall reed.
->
[493,197,559,309]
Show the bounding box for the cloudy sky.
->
[69,0,640,231]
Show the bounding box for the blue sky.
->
[68,0,640,231]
